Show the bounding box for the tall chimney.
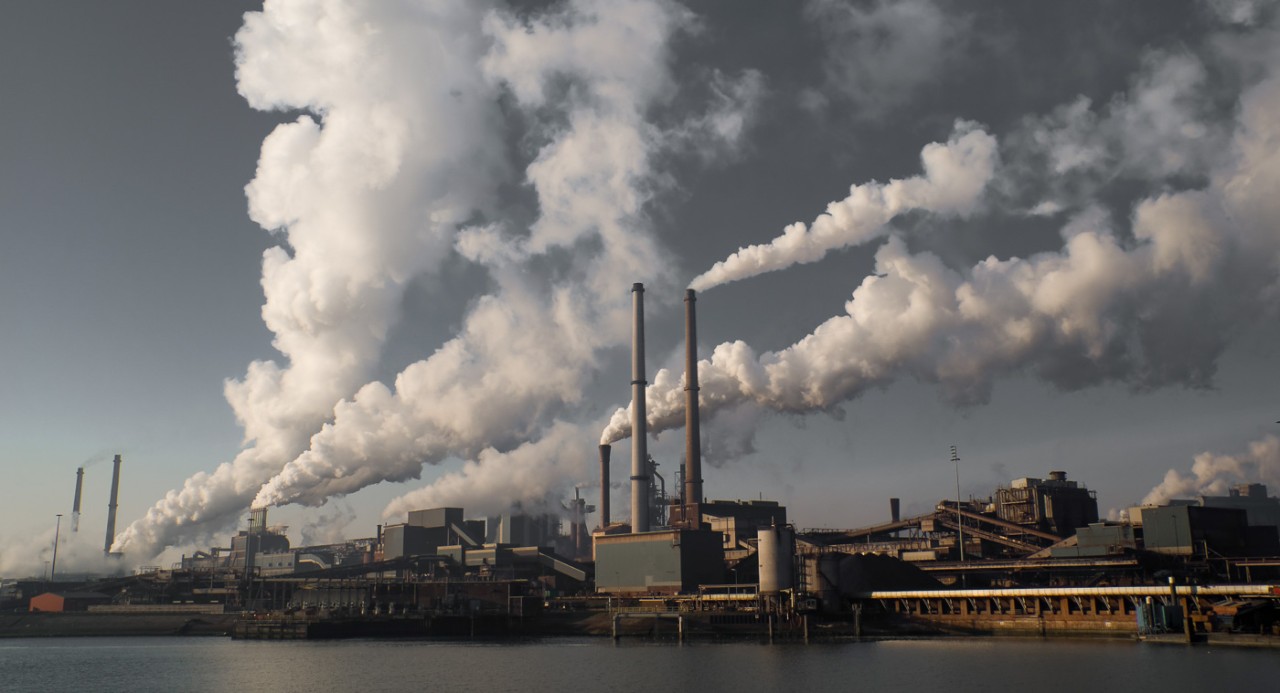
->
[630,283,650,533]
[683,289,704,529]
[599,444,612,528]
[72,467,84,532]
[104,454,121,555]
[890,497,901,523]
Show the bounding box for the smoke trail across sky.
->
[1141,435,1280,506]
[113,1,510,555]
[604,14,1280,445]
[689,122,998,292]
[110,0,762,558]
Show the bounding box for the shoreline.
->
[5,611,1278,649]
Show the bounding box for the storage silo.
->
[757,525,794,594]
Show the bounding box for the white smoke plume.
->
[1141,435,1280,506]
[248,0,756,514]
[297,502,358,547]
[689,122,998,292]
[105,0,765,560]
[802,0,965,117]
[1205,0,1276,26]
[383,421,594,521]
[604,35,1280,444]
[1010,50,1229,216]
[113,0,508,557]
[0,526,124,579]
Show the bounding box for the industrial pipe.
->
[599,444,611,528]
[630,283,650,533]
[72,467,84,532]
[103,454,121,555]
[859,585,1280,599]
[683,289,703,528]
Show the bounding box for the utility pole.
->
[951,446,964,563]
[51,514,63,581]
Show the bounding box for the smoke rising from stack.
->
[689,122,997,292]
[602,39,1280,445]
[1141,435,1280,506]
[96,2,1280,562]
[106,0,768,559]
[110,0,508,556]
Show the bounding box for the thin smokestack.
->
[104,455,121,555]
[72,467,84,532]
[890,497,901,523]
[683,288,703,528]
[630,283,650,533]
[599,444,612,528]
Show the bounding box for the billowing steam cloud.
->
[605,34,1280,444]
[103,1,1279,563]
[1141,435,1280,506]
[245,0,755,515]
[113,0,511,556]
[111,0,766,559]
[383,421,594,520]
[689,122,997,292]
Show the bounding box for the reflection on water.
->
[2,636,1278,693]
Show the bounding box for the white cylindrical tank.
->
[758,525,794,594]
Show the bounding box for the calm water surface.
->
[1,636,1278,692]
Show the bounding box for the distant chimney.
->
[630,283,650,533]
[103,455,121,555]
[72,467,84,532]
[599,444,612,528]
[683,289,704,528]
[890,497,901,523]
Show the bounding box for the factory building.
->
[702,500,788,560]
[594,529,725,594]
[1135,505,1279,557]
[228,508,290,573]
[993,471,1099,537]
[29,591,111,613]
[1199,483,1280,530]
[1048,522,1138,558]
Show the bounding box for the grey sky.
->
[2,0,1277,574]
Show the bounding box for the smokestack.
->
[104,454,121,555]
[599,444,612,528]
[72,467,84,532]
[890,497,900,523]
[683,289,703,528]
[630,283,650,533]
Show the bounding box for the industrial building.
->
[11,286,1279,645]
[993,471,1099,537]
[593,529,724,593]
[28,591,111,613]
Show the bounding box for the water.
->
[1,637,1277,692]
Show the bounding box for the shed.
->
[29,591,111,613]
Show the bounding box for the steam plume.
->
[689,122,997,292]
[1141,435,1280,506]
[113,0,507,556]
[248,0,756,514]
[605,42,1280,443]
